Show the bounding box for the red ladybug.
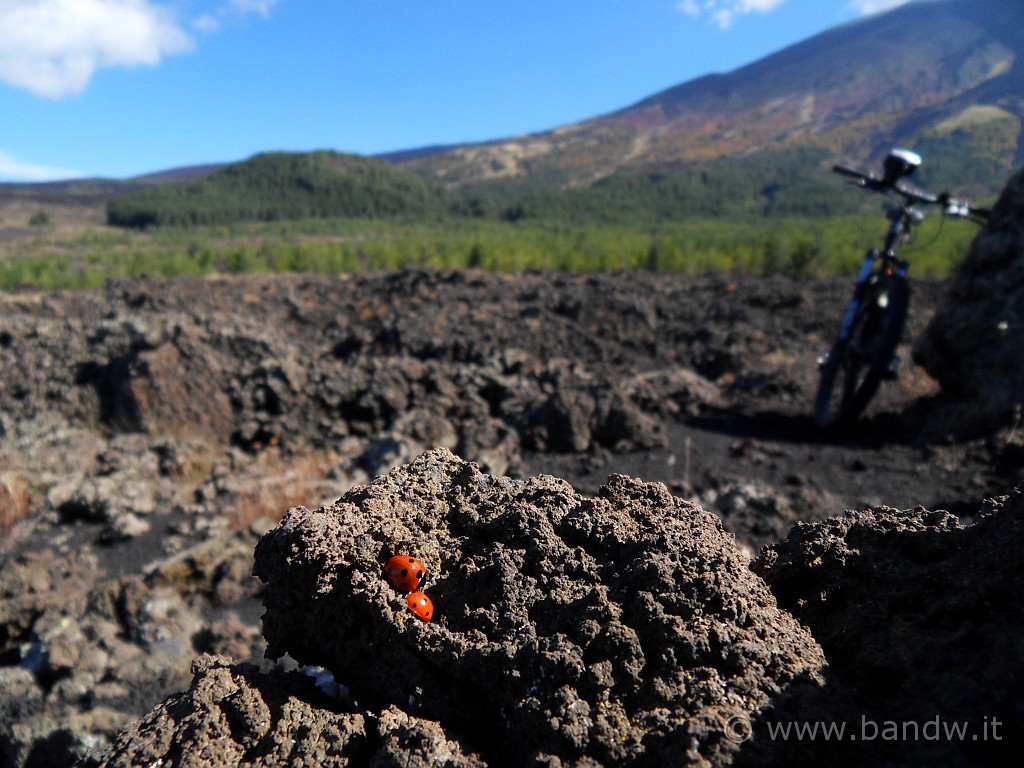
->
[406,591,434,622]
[384,555,427,593]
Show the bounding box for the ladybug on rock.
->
[406,591,434,622]
[384,554,427,593]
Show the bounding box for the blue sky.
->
[0,0,914,182]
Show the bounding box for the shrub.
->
[28,211,51,227]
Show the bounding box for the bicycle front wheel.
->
[814,273,909,428]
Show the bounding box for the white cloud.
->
[0,0,192,98]
[846,0,913,14]
[192,0,278,33]
[0,0,279,99]
[679,0,913,29]
[228,0,277,14]
[0,148,84,181]
[677,0,789,30]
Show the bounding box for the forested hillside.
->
[463,148,866,224]
[107,137,1009,232]
[106,152,454,228]
[104,146,863,229]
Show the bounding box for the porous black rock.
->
[253,448,826,766]
[914,165,1024,433]
[752,489,1024,766]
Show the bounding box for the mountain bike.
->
[814,148,990,428]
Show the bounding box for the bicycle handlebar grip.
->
[832,164,866,179]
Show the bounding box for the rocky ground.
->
[0,263,1022,767]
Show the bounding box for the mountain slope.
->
[404,0,1023,195]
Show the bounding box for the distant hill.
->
[0,178,147,206]
[106,151,454,228]
[403,0,1023,200]
[131,163,226,184]
[377,145,461,164]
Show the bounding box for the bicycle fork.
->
[838,248,881,342]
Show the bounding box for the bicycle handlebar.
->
[832,164,871,182]
[832,164,988,221]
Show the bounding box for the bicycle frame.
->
[836,204,916,342]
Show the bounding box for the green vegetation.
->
[0,146,995,292]
[0,212,981,291]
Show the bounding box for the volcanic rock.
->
[0,521,269,767]
[2,263,1021,767]
[78,655,376,768]
[251,448,826,766]
[752,489,1024,765]
[914,165,1024,433]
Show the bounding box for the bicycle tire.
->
[815,272,910,428]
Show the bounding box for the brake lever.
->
[936,192,968,218]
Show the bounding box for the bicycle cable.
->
[917,212,948,252]
[898,207,946,254]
